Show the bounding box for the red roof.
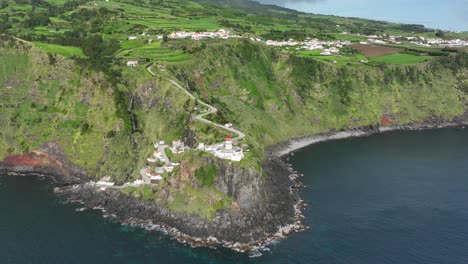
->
[226,135,232,141]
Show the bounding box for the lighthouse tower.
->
[225,135,233,150]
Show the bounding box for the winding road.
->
[146,66,245,141]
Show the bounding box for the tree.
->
[435,30,446,39]
[80,34,120,73]
[0,0,8,8]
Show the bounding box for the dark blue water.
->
[1,128,468,263]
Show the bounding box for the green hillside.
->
[1,0,468,219]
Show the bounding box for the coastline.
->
[268,121,468,158]
[54,161,307,255]
[1,120,467,255]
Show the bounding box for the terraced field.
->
[117,41,191,64]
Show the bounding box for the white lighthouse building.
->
[224,135,233,150]
[212,135,244,161]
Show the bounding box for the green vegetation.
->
[122,185,158,201]
[167,186,233,220]
[118,41,191,64]
[194,163,217,187]
[0,45,127,177]
[32,42,85,57]
[371,53,432,64]
[1,0,467,220]
[169,40,468,148]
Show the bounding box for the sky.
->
[255,0,468,31]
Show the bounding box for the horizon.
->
[255,0,468,32]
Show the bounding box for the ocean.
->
[1,127,468,263]
[259,0,468,31]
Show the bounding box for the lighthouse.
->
[225,135,233,150]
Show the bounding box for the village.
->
[138,132,245,186]
[124,29,467,67]
[348,33,468,48]
[94,123,246,188]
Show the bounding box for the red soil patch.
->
[350,44,401,57]
[1,151,61,168]
[381,116,393,125]
[2,154,44,166]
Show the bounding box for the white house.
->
[147,157,158,163]
[171,139,185,154]
[172,139,184,149]
[132,179,144,185]
[320,50,332,56]
[96,176,115,186]
[150,174,162,184]
[127,61,139,67]
[164,165,174,172]
[197,142,205,150]
[128,36,138,40]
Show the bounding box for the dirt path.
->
[146,66,245,142]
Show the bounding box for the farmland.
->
[117,40,191,64]
[1,0,463,67]
[349,44,401,57]
[371,53,432,64]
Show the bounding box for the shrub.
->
[194,164,217,187]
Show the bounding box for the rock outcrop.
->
[58,156,298,245]
[0,142,87,184]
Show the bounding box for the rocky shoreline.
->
[1,120,467,254]
[51,155,307,255]
[0,142,305,254]
[268,121,468,158]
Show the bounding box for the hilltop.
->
[1,0,468,251]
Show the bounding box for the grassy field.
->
[117,41,191,64]
[371,53,432,64]
[32,42,86,58]
[295,50,369,66]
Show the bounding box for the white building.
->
[320,50,332,56]
[128,36,138,40]
[211,135,244,162]
[147,157,158,163]
[197,142,205,150]
[96,176,115,186]
[150,175,162,184]
[132,179,144,185]
[127,61,139,67]
[164,165,174,172]
[224,135,233,150]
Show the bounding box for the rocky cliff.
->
[57,156,301,248]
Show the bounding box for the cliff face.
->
[216,157,296,214]
[0,142,87,184]
[168,40,468,147]
[2,39,468,246]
